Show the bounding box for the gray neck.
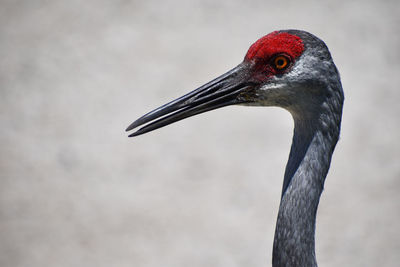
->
[272,106,341,267]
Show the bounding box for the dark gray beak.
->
[126,63,255,137]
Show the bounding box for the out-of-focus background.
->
[1,0,399,266]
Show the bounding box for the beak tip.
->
[126,122,137,132]
[128,131,141,137]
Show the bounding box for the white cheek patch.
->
[287,53,319,80]
[259,82,286,92]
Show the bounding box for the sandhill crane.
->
[126,29,344,267]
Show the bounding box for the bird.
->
[126,29,344,267]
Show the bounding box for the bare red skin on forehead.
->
[245,32,304,62]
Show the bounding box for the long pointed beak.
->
[126,63,255,137]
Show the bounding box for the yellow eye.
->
[273,55,290,70]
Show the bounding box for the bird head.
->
[126,30,342,137]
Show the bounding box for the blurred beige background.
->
[1,0,399,266]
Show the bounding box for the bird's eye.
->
[272,55,290,71]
